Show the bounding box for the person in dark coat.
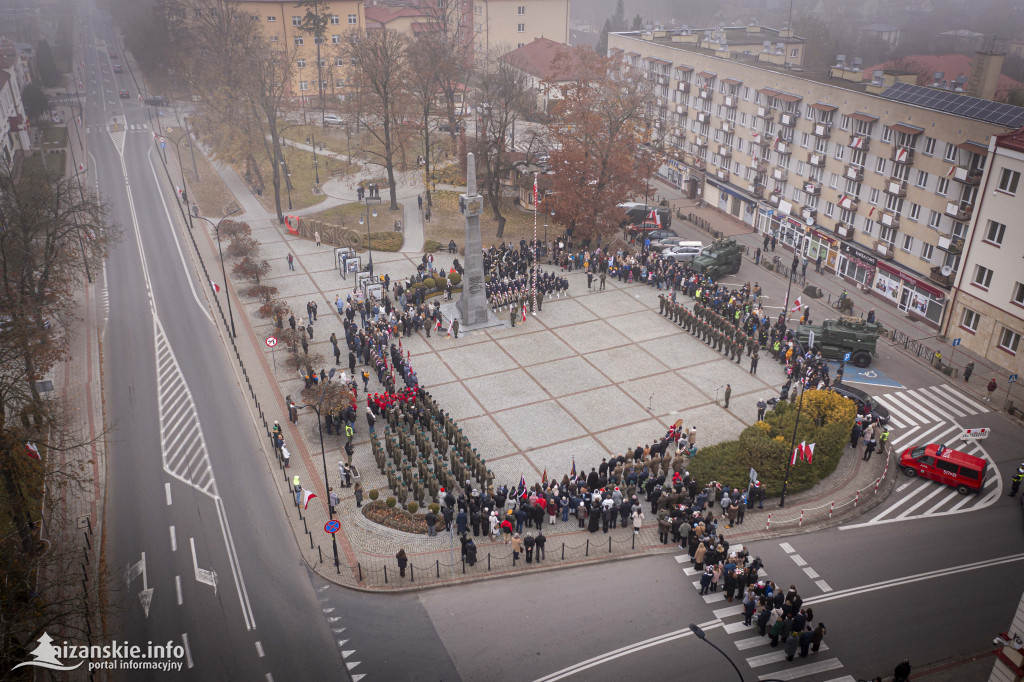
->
[465,539,477,566]
[524,534,536,563]
[535,530,546,561]
[784,631,799,661]
[470,509,482,536]
[798,627,815,657]
[587,503,601,532]
[442,505,454,531]
[850,422,863,448]
[456,509,468,536]
[396,549,408,577]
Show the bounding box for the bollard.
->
[855,490,860,507]
[436,560,440,578]
[358,563,363,581]
[309,533,314,549]
[586,539,590,557]
[318,546,323,564]
[488,553,491,570]
[384,565,388,584]
[462,558,466,574]
[798,510,804,527]
[609,537,612,553]
[410,564,414,582]
[561,543,565,560]
[828,500,835,519]
[632,534,636,549]
[765,513,771,530]
[303,517,308,534]
[84,531,91,550]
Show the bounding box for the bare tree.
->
[420,0,477,145]
[343,29,411,211]
[295,0,332,124]
[407,36,444,207]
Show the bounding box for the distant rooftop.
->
[862,53,1023,101]
[880,82,1024,129]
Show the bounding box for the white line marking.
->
[758,658,843,680]
[255,641,264,657]
[735,634,767,650]
[165,482,172,505]
[889,424,920,449]
[181,633,193,669]
[266,674,273,682]
[747,643,830,667]
[175,576,182,605]
[822,676,857,682]
[169,526,176,552]
[918,385,969,417]
[866,482,929,523]
[790,554,807,567]
[896,482,912,492]
[337,639,349,647]
[894,483,948,519]
[342,650,356,659]
[803,567,819,579]
[713,604,745,619]
[723,621,750,634]
[899,389,944,422]
[935,383,987,413]
[779,542,795,553]
[815,579,833,592]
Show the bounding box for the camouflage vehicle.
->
[690,237,742,278]
[795,315,882,368]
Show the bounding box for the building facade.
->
[608,28,1024,329]
[944,129,1024,376]
[0,44,31,167]
[472,0,569,57]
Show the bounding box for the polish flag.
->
[300,489,317,510]
[521,303,527,323]
[447,317,453,337]
[895,147,908,163]
[24,442,41,460]
[791,446,800,466]
[850,137,863,149]
[210,280,221,293]
[790,296,803,313]
[868,206,876,218]
[947,165,956,177]
[801,442,816,464]
[647,209,661,227]
[838,194,849,208]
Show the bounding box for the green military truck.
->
[795,316,882,368]
[690,237,742,279]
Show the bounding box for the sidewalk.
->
[173,144,899,591]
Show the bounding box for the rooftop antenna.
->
[784,0,794,68]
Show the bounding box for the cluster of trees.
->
[0,160,117,670]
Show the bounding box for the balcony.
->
[749,183,765,198]
[838,195,860,212]
[692,158,706,170]
[879,210,900,229]
[658,74,668,85]
[844,164,864,182]
[776,140,791,155]
[937,234,965,254]
[655,97,667,109]
[807,151,825,167]
[801,205,818,223]
[772,167,788,182]
[873,240,896,260]
[716,168,730,182]
[675,104,687,116]
[813,122,831,138]
[750,158,768,173]
[848,134,870,151]
[718,144,732,158]
[750,134,768,148]
[944,201,974,221]
[769,192,781,206]
[696,111,708,124]
[724,95,737,108]
[952,166,982,185]
[757,106,774,120]
[779,111,796,127]
[834,222,855,240]
[803,181,821,196]
[890,146,915,164]
[885,178,907,197]
[699,88,711,100]
[928,265,956,288]
[678,81,690,94]
[721,120,734,134]
[693,135,707,147]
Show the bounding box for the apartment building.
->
[608,28,1024,329]
[233,0,366,101]
[0,46,31,167]
[944,128,1024,376]
[471,0,569,56]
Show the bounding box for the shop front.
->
[706,179,758,226]
[876,262,947,327]
[758,204,808,252]
[658,158,688,189]
[803,228,839,273]
[837,242,876,289]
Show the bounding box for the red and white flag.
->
[24,442,41,460]
[300,489,317,510]
[210,280,220,293]
[521,303,527,323]
[446,317,454,337]
[533,173,538,205]
[647,209,661,227]
[791,445,800,466]
[947,165,956,177]
[868,206,876,218]
[801,442,816,464]
[895,147,908,163]
[850,137,863,149]
[790,296,803,313]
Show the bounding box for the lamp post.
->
[360,196,381,279]
[307,368,341,569]
[167,130,195,231]
[310,128,320,185]
[183,115,199,182]
[689,623,744,682]
[195,208,241,338]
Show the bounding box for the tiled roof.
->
[503,38,577,82]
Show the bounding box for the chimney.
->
[968,49,1005,101]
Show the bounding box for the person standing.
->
[863,433,877,461]
[631,508,644,535]
[511,533,523,562]
[784,630,799,661]
[986,376,998,401]
[850,422,862,449]
[963,361,975,382]
[894,659,912,682]
[811,622,826,653]
[724,384,732,409]
[1009,467,1024,497]
[535,530,546,561]
[328,487,339,515]
[757,398,767,422]
[750,350,759,375]
[287,253,294,270]
[396,549,408,577]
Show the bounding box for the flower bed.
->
[361,500,428,534]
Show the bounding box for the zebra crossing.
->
[676,549,856,681]
[90,122,149,136]
[842,384,1000,527]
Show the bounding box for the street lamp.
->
[167,130,195,231]
[359,196,381,279]
[195,207,241,338]
[689,623,744,682]
[307,368,341,569]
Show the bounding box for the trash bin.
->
[394,220,402,232]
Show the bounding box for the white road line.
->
[790,554,807,567]
[923,488,961,515]
[746,642,830,668]
[803,567,819,579]
[255,641,264,657]
[885,412,907,430]
[935,383,987,413]
[266,674,274,682]
[169,525,176,552]
[175,576,182,605]
[822,676,857,682]
[895,483,948,519]
[723,621,750,634]
[815,579,833,592]
[878,393,929,424]
[758,658,843,680]
[734,635,767,650]
[703,592,726,603]
[779,542,795,553]
[181,633,193,669]
[889,424,920,449]
[865,482,929,523]
[713,604,745,619]
[165,482,172,505]
[912,422,958,447]
[899,390,944,422]
[918,385,969,417]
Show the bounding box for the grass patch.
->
[169,129,240,217]
[306,201,367,228]
[366,231,404,252]
[22,151,66,179]
[424,191,552,251]
[256,146,327,212]
[41,126,68,149]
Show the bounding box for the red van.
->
[900,444,987,494]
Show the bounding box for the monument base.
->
[440,302,506,333]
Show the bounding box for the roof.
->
[880,82,1024,129]
[364,5,426,25]
[995,126,1024,154]
[862,54,1024,101]
[503,38,578,83]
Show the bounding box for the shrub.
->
[219,219,252,242]
[423,239,442,253]
[386,496,397,508]
[447,272,462,286]
[365,231,403,252]
[368,489,380,501]
[428,502,440,514]
[406,501,419,514]
[245,284,279,302]
[421,277,435,290]
[257,299,290,320]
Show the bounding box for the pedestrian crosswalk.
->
[872,383,987,430]
[676,548,856,681]
[88,122,149,135]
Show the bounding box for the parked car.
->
[108,51,117,58]
[829,384,890,426]
[119,89,129,98]
[322,114,343,126]
[113,63,123,73]
[629,226,678,240]
[661,242,705,262]
[143,96,169,107]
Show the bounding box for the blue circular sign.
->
[324,520,340,534]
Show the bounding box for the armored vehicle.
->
[690,237,742,278]
[795,315,881,368]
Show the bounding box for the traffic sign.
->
[952,338,961,347]
[960,427,990,440]
[158,136,165,143]
[160,142,166,149]
[324,520,340,534]
[843,352,852,362]
[265,336,278,348]
[1011,374,1019,384]
[807,330,815,349]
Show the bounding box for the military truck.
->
[690,237,742,278]
[795,315,882,368]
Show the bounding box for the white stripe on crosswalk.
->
[815,579,833,592]
[878,393,931,424]
[889,424,920,450]
[735,635,766,650]
[917,385,970,417]
[746,642,830,668]
[924,488,961,515]
[803,566,819,579]
[723,621,750,634]
[822,676,857,682]
[714,604,744,619]
[895,482,950,519]
[757,657,843,680]
[934,383,987,413]
[703,592,726,604]
[869,482,930,523]
[898,390,945,422]
[885,412,908,430]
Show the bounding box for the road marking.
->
[266,675,274,682]
[181,633,193,669]
[323,607,335,613]
[896,483,911,492]
[746,642,830,668]
[779,542,795,553]
[758,658,843,680]
[337,639,349,646]
[175,575,182,605]
[790,554,807,566]
[735,635,766,650]
[918,385,969,417]
[723,621,749,634]
[255,641,264,657]
[346,661,361,670]
[190,537,218,593]
[165,482,172,505]
[935,383,987,413]
[894,482,948,518]
[713,604,744,619]
[169,525,176,552]
[889,424,920,449]
[822,676,857,682]
[803,567,819,579]
[342,650,356,659]
[815,579,833,592]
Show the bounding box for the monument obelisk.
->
[455,153,498,327]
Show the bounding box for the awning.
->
[875,262,946,297]
[958,140,988,156]
[646,57,672,65]
[850,111,878,123]
[696,71,716,79]
[810,102,837,112]
[890,123,924,135]
[706,178,757,204]
[723,77,742,86]
[757,87,780,97]
[625,51,640,57]
[777,93,802,103]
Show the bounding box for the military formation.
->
[487,270,568,313]
[660,292,758,364]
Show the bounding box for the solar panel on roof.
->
[879,82,1024,129]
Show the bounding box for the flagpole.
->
[532,172,538,316]
[779,379,807,507]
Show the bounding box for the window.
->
[824,202,835,217]
[998,168,1021,194]
[348,14,357,24]
[936,177,949,196]
[961,308,980,332]
[299,81,309,91]
[334,57,345,66]
[921,243,934,262]
[935,460,959,475]
[928,210,942,229]
[318,58,326,67]
[999,327,1021,354]
[294,36,304,46]
[875,156,887,174]
[791,48,799,57]
[829,172,839,189]
[862,219,874,236]
[292,15,302,26]
[834,145,844,161]
[267,15,276,22]
[250,14,259,21]
[517,23,525,32]
[796,160,806,176]
[901,233,914,252]
[974,265,993,289]
[517,5,525,14]
[517,42,525,48]
[909,203,921,221]
[984,219,1006,245]
[869,187,880,204]
[801,132,809,148]
[1013,282,1024,306]
[297,58,306,68]
[923,136,936,156]
[332,34,341,44]
[915,170,928,188]
[335,79,344,88]
[331,14,340,24]
[840,114,850,131]
[268,35,278,42]
[943,143,957,162]
[881,125,892,143]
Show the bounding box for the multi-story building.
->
[470,0,569,55]
[608,27,1024,329]
[944,128,1024,375]
[0,46,31,167]
[233,0,366,101]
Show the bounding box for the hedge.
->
[687,389,856,497]
[366,231,404,252]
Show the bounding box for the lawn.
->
[167,127,240,218]
[423,190,556,250]
[279,123,456,176]
[41,126,68,149]
[255,145,328,213]
[22,151,66,179]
